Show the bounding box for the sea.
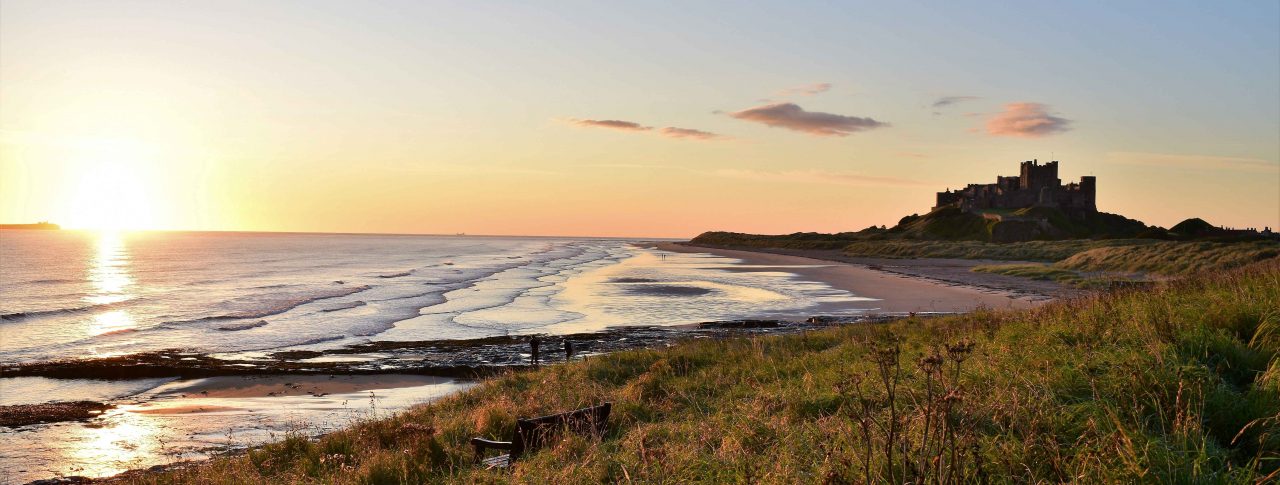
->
[0,230,877,482]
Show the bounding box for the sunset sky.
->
[2,1,1277,237]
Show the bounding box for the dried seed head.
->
[918,352,944,373]
[946,339,976,361]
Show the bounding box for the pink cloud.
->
[985,103,1071,137]
[728,103,887,136]
[567,119,723,141]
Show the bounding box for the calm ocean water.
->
[0,230,874,482]
[0,230,868,365]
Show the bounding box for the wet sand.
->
[654,242,1050,312]
[150,374,454,399]
[121,374,461,416]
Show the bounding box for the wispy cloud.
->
[713,168,927,187]
[568,119,652,132]
[728,103,887,137]
[658,127,724,140]
[398,162,561,176]
[577,163,670,169]
[931,95,980,109]
[566,119,724,141]
[776,83,832,97]
[985,102,1071,137]
[1107,152,1279,173]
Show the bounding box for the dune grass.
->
[1057,240,1280,276]
[119,262,1280,484]
[842,239,1153,262]
[970,263,1086,284]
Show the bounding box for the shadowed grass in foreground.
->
[119,262,1279,484]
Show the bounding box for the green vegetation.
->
[687,230,866,250]
[881,206,1149,242]
[969,263,1127,290]
[694,229,1279,278]
[1171,218,1219,238]
[123,262,1279,483]
[892,207,995,241]
[970,241,1280,285]
[690,206,1150,249]
[970,263,1086,285]
[691,208,1277,278]
[841,238,1152,262]
[1058,241,1280,276]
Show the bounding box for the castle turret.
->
[1075,176,1096,212]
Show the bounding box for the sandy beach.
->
[654,242,1051,312]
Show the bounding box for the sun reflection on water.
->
[86,231,137,336]
[90,310,137,336]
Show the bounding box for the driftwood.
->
[471,403,612,469]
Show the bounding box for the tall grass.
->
[119,261,1280,484]
[1058,240,1280,275]
[970,263,1087,285]
[841,239,1152,261]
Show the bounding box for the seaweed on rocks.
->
[0,401,113,427]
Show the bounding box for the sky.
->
[1,0,1277,237]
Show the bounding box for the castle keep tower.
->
[1019,160,1060,190]
[933,159,1096,214]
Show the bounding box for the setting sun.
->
[62,139,158,230]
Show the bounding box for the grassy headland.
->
[691,206,1278,279]
[693,211,1280,284]
[121,261,1279,483]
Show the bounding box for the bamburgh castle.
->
[934,160,1096,214]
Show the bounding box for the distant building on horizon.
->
[0,221,60,230]
[933,160,1096,214]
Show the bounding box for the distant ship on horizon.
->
[0,221,60,230]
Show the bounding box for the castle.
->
[934,160,1096,214]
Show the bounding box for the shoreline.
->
[654,242,1056,312]
[3,241,1057,484]
[1,319,892,484]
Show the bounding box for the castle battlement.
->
[934,160,1096,214]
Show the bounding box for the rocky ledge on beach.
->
[2,315,906,382]
[0,401,114,428]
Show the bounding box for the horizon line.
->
[0,226,691,241]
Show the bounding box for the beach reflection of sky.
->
[549,249,876,333]
[1,378,472,483]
